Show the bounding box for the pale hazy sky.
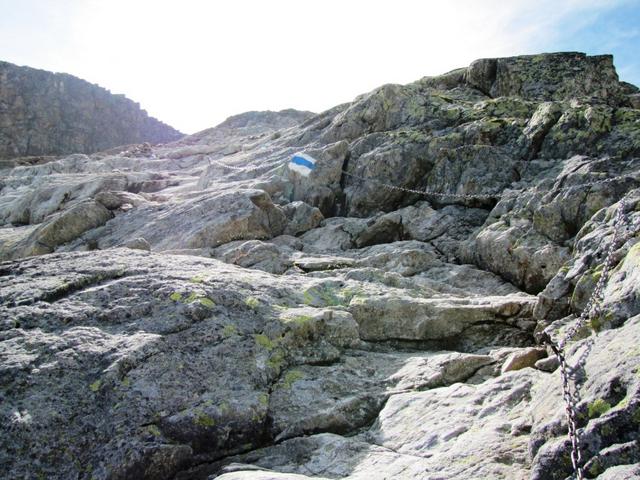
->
[1,0,639,134]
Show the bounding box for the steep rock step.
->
[208,368,543,480]
[267,350,493,442]
[348,292,537,352]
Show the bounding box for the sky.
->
[0,0,639,134]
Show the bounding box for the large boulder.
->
[4,199,112,260]
[70,189,287,252]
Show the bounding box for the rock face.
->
[0,61,183,159]
[1,52,640,480]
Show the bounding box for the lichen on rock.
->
[1,52,640,480]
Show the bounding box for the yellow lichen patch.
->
[145,425,162,437]
[222,324,237,338]
[625,243,640,266]
[194,413,215,427]
[198,297,215,308]
[169,292,182,302]
[266,349,286,371]
[587,398,611,418]
[89,380,101,392]
[245,296,260,309]
[302,284,346,307]
[254,334,276,351]
[185,292,199,303]
[282,370,304,389]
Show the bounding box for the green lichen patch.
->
[292,314,314,325]
[254,334,276,351]
[588,460,604,477]
[280,314,316,332]
[266,348,286,371]
[625,243,640,267]
[245,296,260,310]
[588,398,612,418]
[198,297,215,308]
[185,292,199,303]
[589,316,603,332]
[340,285,364,301]
[616,396,630,410]
[194,413,215,427]
[302,284,348,307]
[282,370,304,389]
[189,275,206,284]
[273,304,292,312]
[258,393,269,406]
[89,380,101,392]
[169,292,182,302]
[145,425,162,437]
[222,324,238,338]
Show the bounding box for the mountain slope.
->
[0,60,183,159]
[0,52,639,480]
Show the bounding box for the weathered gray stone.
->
[123,237,151,251]
[1,52,640,480]
[281,201,324,236]
[286,141,349,216]
[501,346,547,373]
[534,355,559,373]
[85,189,287,252]
[5,199,112,259]
[349,292,536,350]
[210,370,542,480]
[529,315,640,480]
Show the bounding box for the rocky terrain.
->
[1,52,639,480]
[0,60,183,160]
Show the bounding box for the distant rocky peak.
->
[0,60,183,160]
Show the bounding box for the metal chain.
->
[340,169,500,200]
[540,198,634,480]
[545,337,584,479]
[210,153,640,480]
[558,200,629,349]
[341,169,639,201]
[207,156,284,174]
[209,154,639,201]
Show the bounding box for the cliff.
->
[0,61,183,159]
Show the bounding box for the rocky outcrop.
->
[1,52,640,480]
[0,61,183,159]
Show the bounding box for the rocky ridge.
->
[0,60,184,160]
[1,52,640,480]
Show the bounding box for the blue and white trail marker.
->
[289,152,317,177]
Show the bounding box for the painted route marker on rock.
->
[289,152,316,177]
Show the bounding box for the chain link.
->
[339,169,501,200]
[209,153,640,480]
[539,198,637,480]
[208,154,639,201]
[207,156,284,174]
[557,200,629,349]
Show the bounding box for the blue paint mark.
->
[291,155,316,170]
